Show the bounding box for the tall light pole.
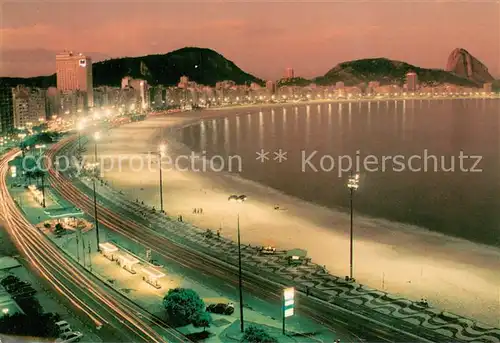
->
[347,172,360,280]
[158,143,166,213]
[40,172,46,208]
[228,194,247,333]
[93,131,101,252]
[76,122,85,156]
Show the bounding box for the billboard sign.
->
[283,287,294,317]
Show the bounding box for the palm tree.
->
[33,169,44,187]
[25,170,34,185]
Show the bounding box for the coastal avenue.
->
[0,149,189,343]
[45,136,440,343]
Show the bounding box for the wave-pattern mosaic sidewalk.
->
[79,176,500,343]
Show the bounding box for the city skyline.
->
[1,0,499,79]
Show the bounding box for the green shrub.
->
[242,325,278,343]
[163,288,206,327]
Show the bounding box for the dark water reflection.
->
[180,99,500,246]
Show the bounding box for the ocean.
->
[179,99,500,247]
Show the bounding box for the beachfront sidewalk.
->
[79,166,500,343]
[7,172,347,342]
[68,228,346,343]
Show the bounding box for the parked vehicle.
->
[0,275,20,287]
[206,302,235,315]
[55,321,71,335]
[55,331,83,343]
[259,246,276,254]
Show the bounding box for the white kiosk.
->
[99,242,119,261]
[116,252,139,274]
[142,266,165,289]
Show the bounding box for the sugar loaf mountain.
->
[0,47,498,89]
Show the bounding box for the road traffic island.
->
[99,242,119,261]
[141,265,165,289]
[115,252,139,274]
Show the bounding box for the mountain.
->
[0,47,262,88]
[0,74,56,89]
[93,47,262,86]
[0,49,492,90]
[446,48,494,84]
[315,58,478,87]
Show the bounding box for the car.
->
[260,246,276,254]
[55,320,71,335]
[206,302,235,315]
[0,275,20,287]
[55,331,83,343]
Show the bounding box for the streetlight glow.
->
[159,143,167,156]
[348,173,360,190]
[94,132,101,141]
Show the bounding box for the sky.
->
[0,0,499,80]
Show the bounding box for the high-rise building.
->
[56,51,93,107]
[406,72,418,91]
[122,77,149,110]
[335,81,345,89]
[12,86,46,128]
[483,83,492,93]
[45,87,60,117]
[285,68,294,79]
[0,85,14,134]
[266,80,276,94]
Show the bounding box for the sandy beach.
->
[89,108,500,327]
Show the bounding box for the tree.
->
[0,311,60,338]
[192,311,212,332]
[24,170,35,184]
[242,326,278,343]
[44,222,51,229]
[54,223,65,235]
[16,296,43,316]
[33,169,45,186]
[162,288,206,327]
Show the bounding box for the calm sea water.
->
[179,99,500,246]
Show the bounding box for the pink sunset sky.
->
[1,0,499,80]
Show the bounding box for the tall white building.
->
[56,51,93,107]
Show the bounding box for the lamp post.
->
[347,172,360,280]
[228,194,247,333]
[40,172,46,208]
[158,143,166,213]
[93,132,101,252]
[76,122,85,155]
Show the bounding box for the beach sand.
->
[89,110,500,327]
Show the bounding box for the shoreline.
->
[95,102,500,327]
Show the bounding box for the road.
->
[43,136,450,343]
[0,149,189,343]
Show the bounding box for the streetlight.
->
[347,172,360,281]
[77,121,85,154]
[93,131,101,252]
[228,194,247,332]
[158,143,166,213]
